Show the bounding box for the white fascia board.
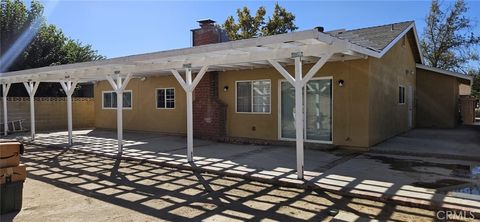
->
[416,63,473,81]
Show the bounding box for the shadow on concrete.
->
[2,145,440,222]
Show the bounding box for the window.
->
[102,91,132,109]
[399,86,405,104]
[156,88,175,109]
[236,80,271,113]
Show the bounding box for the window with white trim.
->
[236,80,271,113]
[102,91,132,109]
[156,88,175,109]
[399,86,405,104]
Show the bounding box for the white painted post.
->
[60,80,78,146]
[2,83,11,136]
[67,93,73,144]
[106,74,131,154]
[116,75,124,153]
[269,52,335,180]
[23,81,39,141]
[171,65,208,163]
[186,68,193,162]
[294,57,304,180]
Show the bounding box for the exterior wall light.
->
[223,86,229,92]
[338,79,345,87]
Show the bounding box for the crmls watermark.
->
[436,210,475,221]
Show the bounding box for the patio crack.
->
[313,152,361,172]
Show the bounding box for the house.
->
[0,20,472,179]
[93,20,468,148]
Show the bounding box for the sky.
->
[38,0,480,59]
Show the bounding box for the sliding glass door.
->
[280,78,332,143]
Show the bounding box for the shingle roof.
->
[327,21,414,53]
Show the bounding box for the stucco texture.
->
[218,60,370,147]
[416,68,459,128]
[368,36,417,146]
[94,76,187,134]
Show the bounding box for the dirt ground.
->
[0,145,444,222]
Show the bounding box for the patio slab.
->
[5,128,480,217]
[371,126,480,161]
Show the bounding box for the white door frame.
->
[278,76,333,144]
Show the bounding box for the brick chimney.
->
[191,19,228,139]
[191,19,228,46]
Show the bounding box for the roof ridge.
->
[343,20,414,33]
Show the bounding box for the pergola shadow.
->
[18,129,480,219]
[11,144,441,221]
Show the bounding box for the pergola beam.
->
[2,83,11,136]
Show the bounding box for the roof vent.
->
[315,26,324,32]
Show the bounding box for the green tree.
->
[420,0,480,73]
[223,3,297,40]
[0,0,104,96]
[262,3,298,36]
[468,68,480,98]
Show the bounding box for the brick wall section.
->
[192,27,219,46]
[193,72,227,139]
[191,20,228,139]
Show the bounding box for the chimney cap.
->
[315,26,325,32]
[197,19,216,25]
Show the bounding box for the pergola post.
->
[60,80,78,146]
[294,56,304,179]
[23,81,39,141]
[171,65,208,162]
[269,51,334,179]
[2,83,11,136]
[106,74,132,154]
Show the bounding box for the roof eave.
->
[416,63,473,82]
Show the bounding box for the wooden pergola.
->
[1,29,378,179]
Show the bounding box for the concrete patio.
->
[3,126,480,216]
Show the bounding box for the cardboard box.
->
[0,165,26,185]
[0,142,22,168]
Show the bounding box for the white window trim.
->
[156,87,176,109]
[102,90,133,110]
[235,79,271,114]
[398,85,406,105]
[277,76,333,144]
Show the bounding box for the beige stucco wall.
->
[94,59,371,147]
[0,97,94,131]
[416,69,459,128]
[94,76,187,134]
[218,60,371,147]
[367,36,417,146]
[92,37,422,148]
